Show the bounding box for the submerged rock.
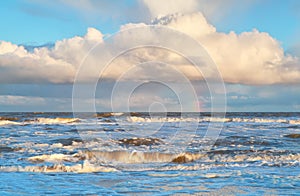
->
[171,153,195,164]
[130,112,143,117]
[95,113,114,118]
[284,134,300,138]
[118,138,163,146]
[0,146,14,153]
[0,117,19,121]
[51,138,83,146]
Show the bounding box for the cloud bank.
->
[0,2,299,85]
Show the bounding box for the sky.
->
[0,0,300,112]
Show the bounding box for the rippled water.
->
[0,112,299,195]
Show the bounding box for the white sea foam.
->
[203,117,233,122]
[28,153,79,163]
[230,118,289,123]
[113,112,124,116]
[0,161,118,173]
[126,116,298,124]
[29,118,80,124]
[127,116,198,123]
[289,120,300,124]
[127,116,233,123]
[0,120,21,126]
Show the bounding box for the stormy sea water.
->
[0,112,299,195]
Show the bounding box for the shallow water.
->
[0,112,299,195]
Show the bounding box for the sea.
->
[0,112,299,195]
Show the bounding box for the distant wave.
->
[26,118,80,124]
[95,112,124,118]
[289,120,300,124]
[1,115,299,126]
[0,120,21,126]
[126,116,299,124]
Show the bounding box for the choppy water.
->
[0,112,299,195]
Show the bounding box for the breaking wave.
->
[0,161,117,173]
[75,150,300,165]
[95,112,124,118]
[1,149,299,173]
[26,118,80,124]
[2,114,297,126]
[126,116,300,124]
[0,117,80,126]
[0,120,21,126]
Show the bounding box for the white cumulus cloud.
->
[154,12,300,84]
[0,28,104,83]
[0,12,299,85]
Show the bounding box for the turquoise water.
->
[0,113,299,195]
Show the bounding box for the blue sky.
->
[1,0,299,47]
[0,0,299,112]
[0,0,137,45]
[213,0,300,49]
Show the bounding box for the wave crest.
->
[0,120,20,126]
[28,118,80,124]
